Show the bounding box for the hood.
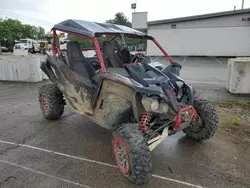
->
[15,43,27,46]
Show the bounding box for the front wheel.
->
[113,123,152,184]
[183,97,219,141]
[38,84,64,120]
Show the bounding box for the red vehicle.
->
[39,19,219,184]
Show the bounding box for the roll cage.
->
[51,24,174,73]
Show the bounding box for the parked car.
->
[1,46,9,52]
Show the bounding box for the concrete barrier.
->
[42,71,49,80]
[0,55,48,82]
[228,57,250,94]
[13,49,28,56]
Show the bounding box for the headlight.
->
[141,96,169,114]
[159,102,169,114]
[150,100,159,111]
[142,96,159,112]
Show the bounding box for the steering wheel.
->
[131,53,145,63]
[90,60,101,73]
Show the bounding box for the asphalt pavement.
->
[0,58,250,188]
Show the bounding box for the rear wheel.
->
[113,123,152,184]
[39,84,64,120]
[184,97,219,141]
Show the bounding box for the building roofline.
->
[132,12,148,14]
[148,8,250,25]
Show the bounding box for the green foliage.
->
[106,12,146,49]
[232,119,241,126]
[67,34,94,48]
[106,12,132,27]
[0,18,46,47]
[67,34,106,48]
[44,32,52,38]
[35,26,45,39]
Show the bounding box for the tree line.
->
[0,18,50,48]
[0,12,145,49]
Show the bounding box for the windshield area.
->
[109,36,167,64]
[111,36,146,54]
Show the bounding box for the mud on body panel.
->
[90,79,136,129]
[56,68,94,115]
[42,55,95,115]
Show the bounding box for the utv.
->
[39,19,219,184]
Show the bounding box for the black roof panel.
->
[52,19,150,38]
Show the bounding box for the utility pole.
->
[242,0,244,9]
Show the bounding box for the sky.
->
[1,0,250,31]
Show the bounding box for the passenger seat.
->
[67,41,96,79]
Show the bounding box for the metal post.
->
[242,0,244,9]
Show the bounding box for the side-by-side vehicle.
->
[38,19,219,184]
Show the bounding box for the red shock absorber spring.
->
[139,112,152,133]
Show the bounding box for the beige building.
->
[132,9,250,56]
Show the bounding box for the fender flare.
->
[132,92,145,122]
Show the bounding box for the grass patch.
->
[232,119,241,126]
[211,100,250,143]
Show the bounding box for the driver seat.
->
[120,48,131,64]
[67,41,95,79]
[102,41,124,67]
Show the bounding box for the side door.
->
[41,55,95,115]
